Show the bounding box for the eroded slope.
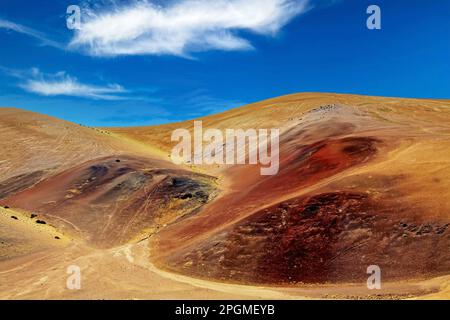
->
[1,155,218,248]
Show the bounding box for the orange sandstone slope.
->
[111,93,450,285]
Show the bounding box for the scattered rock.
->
[436,224,449,235]
[31,214,37,219]
[416,224,433,236]
[309,104,338,114]
[116,159,121,163]
[54,236,60,240]
[10,216,18,220]
[400,222,448,237]
[4,206,9,209]
[36,220,46,225]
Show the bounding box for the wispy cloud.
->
[0,18,63,49]
[22,73,126,100]
[1,67,127,100]
[70,0,310,57]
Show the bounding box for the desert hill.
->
[0,93,449,299]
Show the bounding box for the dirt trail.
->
[1,237,447,300]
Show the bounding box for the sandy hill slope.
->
[109,92,450,156]
[1,93,450,299]
[0,107,163,182]
[0,108,217,249]
[110,93,450,287]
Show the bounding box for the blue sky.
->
[0,0,449,127]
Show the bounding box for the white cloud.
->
[70,0,310,57]
[0,18,62,49]
[17,68,126,100]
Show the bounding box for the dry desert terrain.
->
[0,93,449,299]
